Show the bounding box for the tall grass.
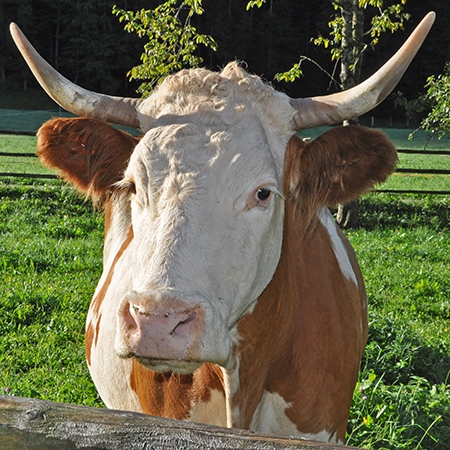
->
[1,175,449,446]
[345,194,450,449]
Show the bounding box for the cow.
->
[10,13,434,444]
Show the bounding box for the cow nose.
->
[118,294,203,361]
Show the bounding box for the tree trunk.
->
[339,0,364,91]
[336,0,365,229]
[0,395,361,450]
[336,200,360,229]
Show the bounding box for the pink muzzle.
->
[117,291,204,362]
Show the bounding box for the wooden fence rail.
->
[0,147,449,193]
[376,148,450,195]
[0,396,359,450]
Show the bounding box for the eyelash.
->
[116,179,136,195]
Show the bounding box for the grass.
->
[0,180,104,407]
[0,134,54,176]
[345,194,450,448]
[1,134,450,448]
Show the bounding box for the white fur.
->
[250,391,342,444]
[318,208,358,286]
[86,64,357,444]
[249,391,299,437]
[89,64,295,413]
[189,389,227,426]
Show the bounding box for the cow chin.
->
[135,356,202,375]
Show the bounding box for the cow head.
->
[11,14,434,376]
[36,65,296,373]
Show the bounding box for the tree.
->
[418,62,450,139]
[327,1,409,228]
[275,0,409,228]
[113,0,217,97]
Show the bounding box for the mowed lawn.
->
[1,131,449,449]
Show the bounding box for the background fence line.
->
[0,139,448,193]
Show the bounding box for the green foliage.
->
[246,0,265,10]
[419,63,450,139]
[275,0,409,84]
[360,0,409,43]
[396,63,450,141]
[394,91,433,125]
[113,0,217,96]
[313,0,409,57]
[275,62,304,82]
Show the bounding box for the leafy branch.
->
[419,63,450,139]
[113,0,217,97]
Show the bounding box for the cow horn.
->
[290,12,436,130]
[9,23,143,130]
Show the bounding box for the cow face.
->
[112,116,285,373]
[37,65,297,374]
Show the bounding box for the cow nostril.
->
[171,311,197,336]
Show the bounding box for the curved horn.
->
[290,12,436,130]
[10,23,143,130]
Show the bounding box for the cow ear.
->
[37,117,139,199]
[284,126,397,223]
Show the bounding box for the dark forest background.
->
[1,0,449,121]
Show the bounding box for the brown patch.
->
[85,226,134,366]
[85,322,94,366]
[37,117,139,200]
[284,126,397,233]
[235,194,368,440]
[130,361,193,419]
[130,361,224,419]
[191,363,225,404]
[90,226,134,318]
[103,195,114,237]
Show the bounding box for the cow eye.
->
[120,179,136,195]
[255,188,271,203]
[129,181,137,195]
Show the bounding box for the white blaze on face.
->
[113,113,285,370]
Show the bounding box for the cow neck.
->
[232,201,367,441]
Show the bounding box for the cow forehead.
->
[135,62,297,178]
[127,118,280,196]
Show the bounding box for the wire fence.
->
[1,111,449,193]
[0,108,73,135]
[1,144,449,193]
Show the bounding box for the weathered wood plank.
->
[0,396,361,450]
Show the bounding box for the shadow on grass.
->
[366,315,450,385]
[358,193,450,231]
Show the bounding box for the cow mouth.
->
[134,355,203,374]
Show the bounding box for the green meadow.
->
[0,131,449,449]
